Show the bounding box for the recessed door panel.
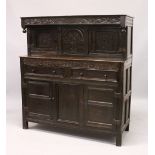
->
[28,81,50,96]
[56,83,83,125]
[26,80,53,119]
[85,86,115,129]
[89,27,126,56]
[28,96,51,115]
[95,31,119,52]
[30,27,58,52]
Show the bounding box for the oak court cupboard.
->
[20,15,133,146]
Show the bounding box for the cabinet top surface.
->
[21,15,133,28]
[21,15,133,18]
[20,54,126,63]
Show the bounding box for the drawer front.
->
[72,69,118,82]
[25,66,118,83]
[22,58,120,83]
[25,65,64,78]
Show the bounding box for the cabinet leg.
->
[23,121,28,129]
[116,133,122,146]
[125,124,129,131]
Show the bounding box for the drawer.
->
[23,61,119,83]
[25,65,64,78]
[25,65,118,82]
[71,69,118,82]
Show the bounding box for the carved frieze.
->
[22,58,119,71]
[21,16,122,29]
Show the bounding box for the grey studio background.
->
[6,0,148,155]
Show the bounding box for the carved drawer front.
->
[25,65,64,78]
[26,81,54,120]
[84,86,114,129]
[72,69,118,82]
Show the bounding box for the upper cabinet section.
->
[21,15,133,59]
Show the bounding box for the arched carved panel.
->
[62,27,88,54]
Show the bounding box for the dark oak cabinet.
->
[20,15,133,146]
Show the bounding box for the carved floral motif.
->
[62,28,85,52]
[22,58,119,71]
[21,16,121,29]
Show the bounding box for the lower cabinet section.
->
[25,80,115,127]
[22,79,124,146]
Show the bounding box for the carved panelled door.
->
[84,85,115,130]
[26,80,55,120]
[55,83,83,126]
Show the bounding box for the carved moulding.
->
[21,16,122,33]
[22,58,120,71]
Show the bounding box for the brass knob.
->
[80,72,84,76]
[51,97,55,101]
[31,69,35,73]
[121,28,126,32]
[52,70,56,74]
[104,74,107,79]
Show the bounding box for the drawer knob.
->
[121,28,126,32]
[51,97,55,101]
[52,70,56,74]
[80,72,84,76]
[104,74,107,78]
[31,69,35,73]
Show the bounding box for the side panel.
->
[122,60,132,130]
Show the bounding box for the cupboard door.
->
[56,83,83,126]
[28,26,59,54]
[26,80,54,120]
[89,27,126,56]
[84,86,115,130]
